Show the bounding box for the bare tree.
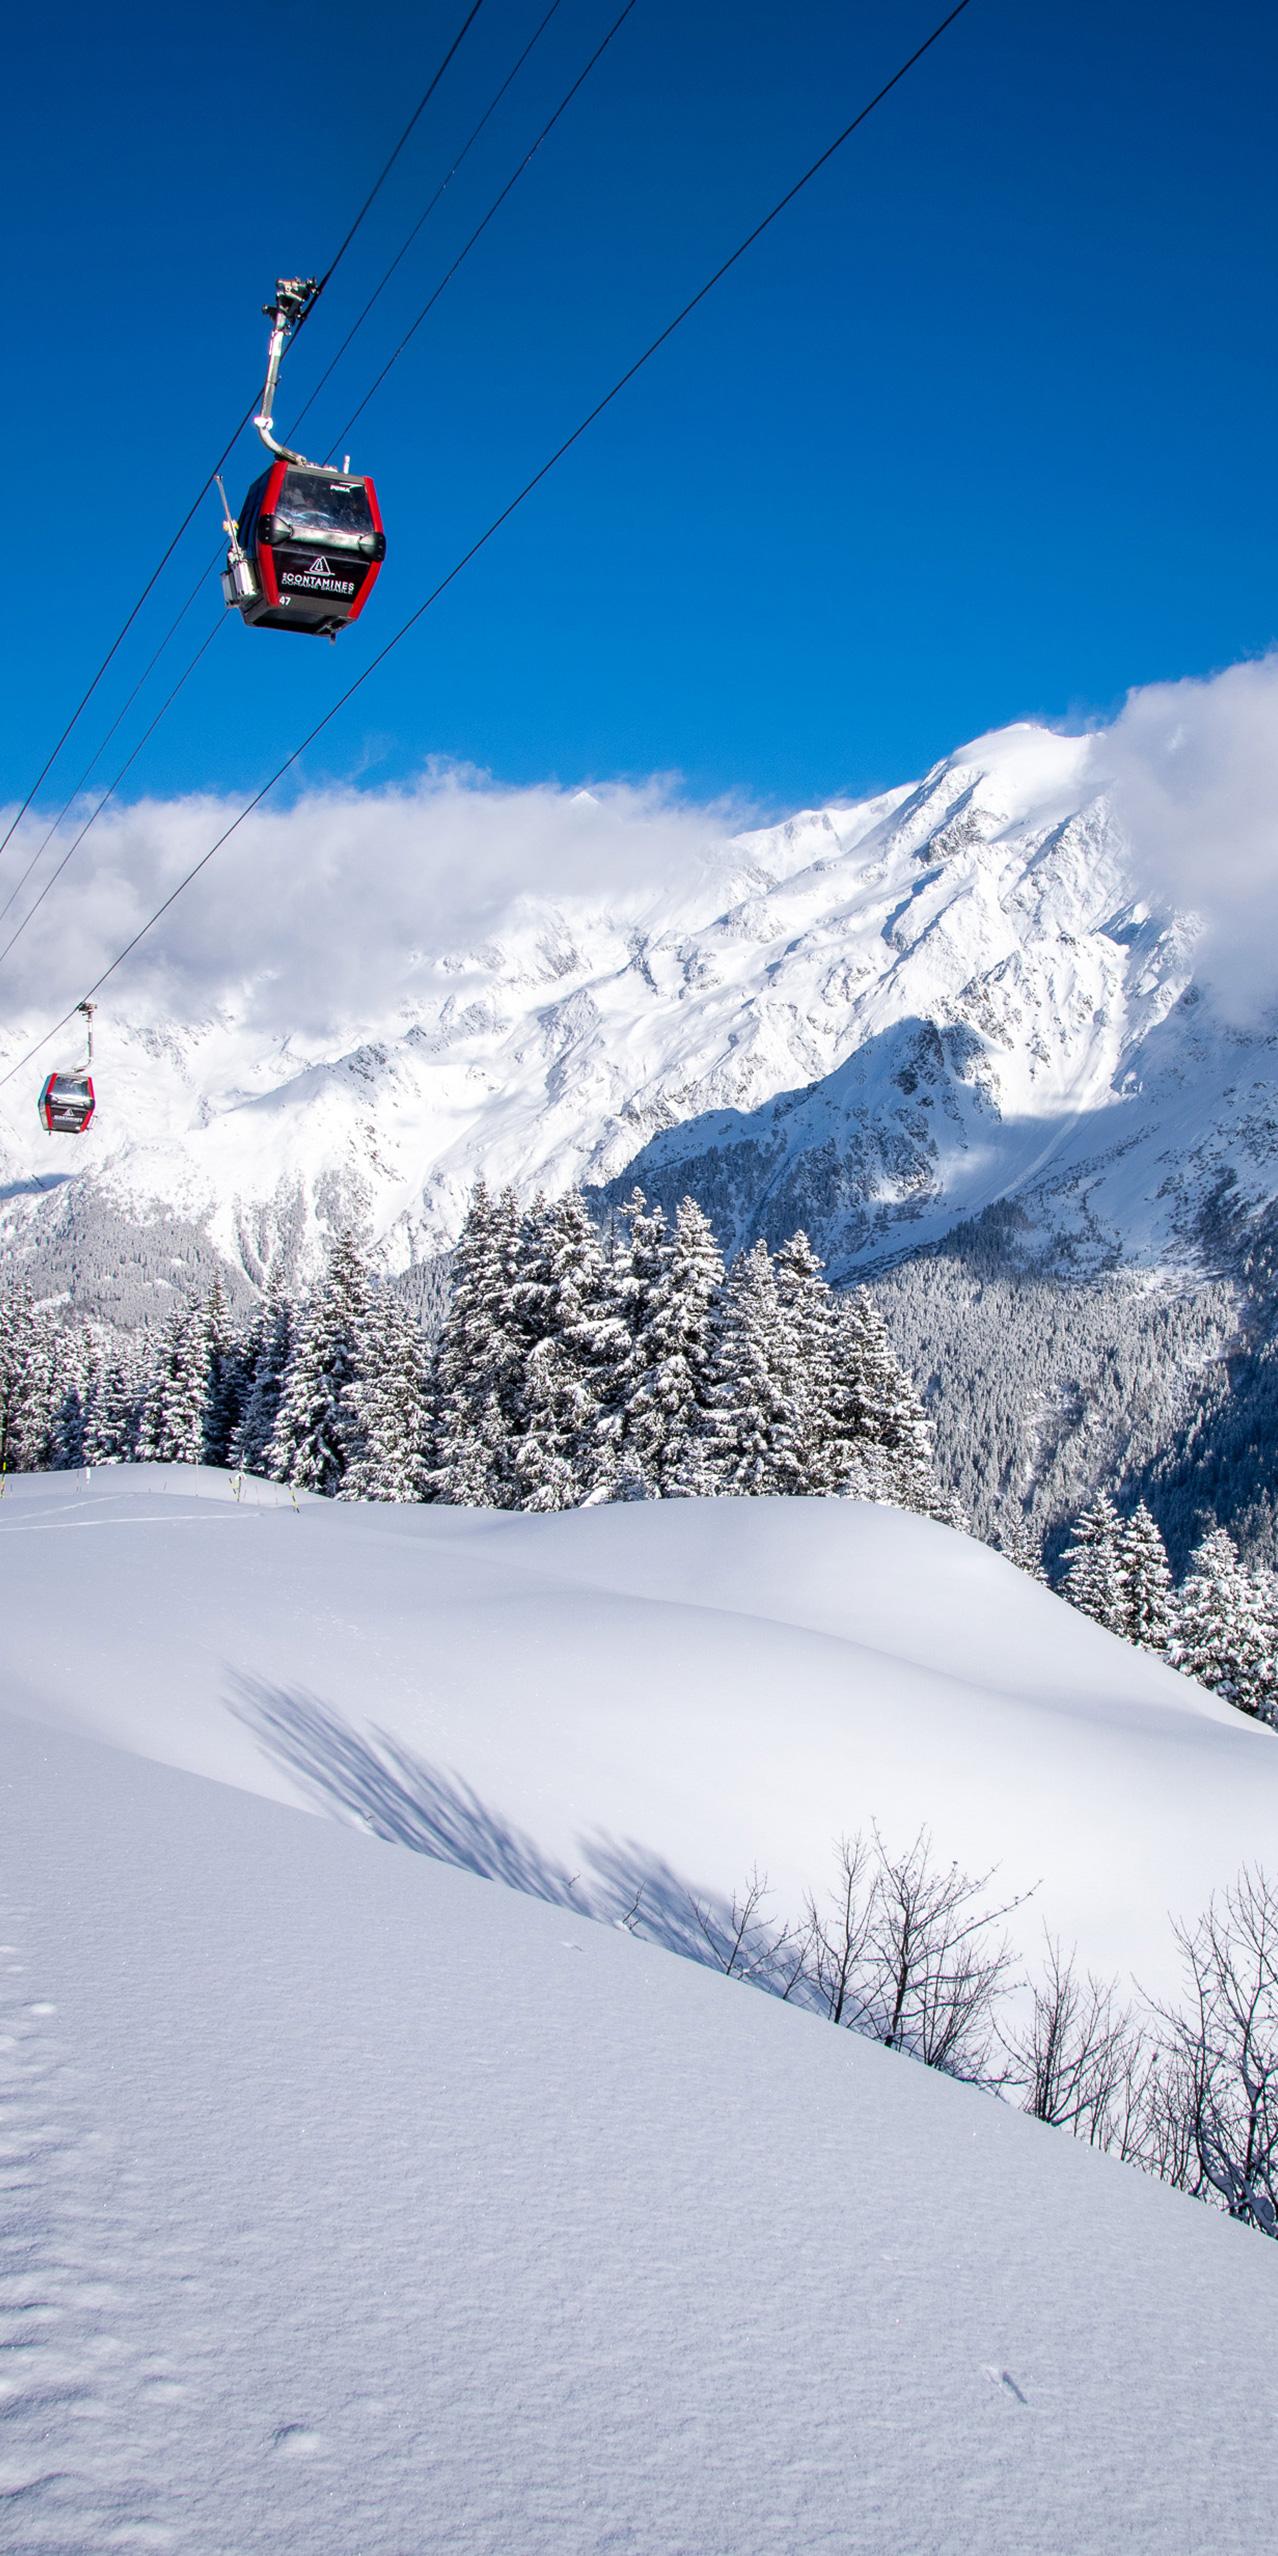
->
[1004,1935,1145,2145]
[1156,1867,1278,2236]
[675,1825,1278,2244]
[689,1866,809,1993]
[803,1833,878,2029]
[1117,2038,1197,2192]
[864,1828,1033,2085]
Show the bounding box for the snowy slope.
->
[5,1631,1278,2553]
[3,717,1274,1302]
[3,1468,1276,1989]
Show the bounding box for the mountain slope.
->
[4,1468,1276,1987]
[4,1490,1278,2554]
[6,717,1278,1551]
[6,717,1270,1313]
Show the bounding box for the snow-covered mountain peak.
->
[1,712,1268,1310]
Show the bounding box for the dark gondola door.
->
[225,463,386,638]
[39,1074,95,1135]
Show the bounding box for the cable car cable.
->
[0,0,492,868]
[0,625,224,980]
[325,0,639,461]
[288,0,567,449]
[0,401,258,872]
[312,0,491,299]
[0,0,976,1091]
[0,1,599,955]
[0,564,217,935]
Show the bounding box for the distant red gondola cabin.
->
[225,462,386,638]
[39,1073,95,1135]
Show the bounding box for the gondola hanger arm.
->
[253,278,322,467]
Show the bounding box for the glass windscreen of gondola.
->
[277,472,374,535]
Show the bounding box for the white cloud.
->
[9,660,1278,1056]
[1085,654,1278,1019]
[0,766,754,1042]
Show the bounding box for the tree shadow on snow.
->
[231,1673,738,1974]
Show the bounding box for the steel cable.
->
[0,0,491,865]
[0,0,621,969]
[325,0,639,458]
[288,0,568,450]
[313,0,491,297]
[0,563,216,932]
[0,0,978,1092]
[0,0,639,971]
[0,630,225,981]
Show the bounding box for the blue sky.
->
[6,0,1277,820]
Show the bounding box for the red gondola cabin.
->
[39,1073,95,1135]
[224,462,386,639]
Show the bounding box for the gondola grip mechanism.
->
[253,276,320,467]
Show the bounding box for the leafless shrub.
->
[1003,1934,1146,2145]
[700,1833,1278,2243]
[689,1866,809,1992]
[1116,2037,1198,2191]
[864,1827,1032,2085]
[803,1833,878,2029]
[800,1827,1034,2084]
[1153,1866,1278,2236]
[613,1882,647,1935]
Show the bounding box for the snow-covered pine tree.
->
[267,1229,373,1495]
[49,1326,98,1470]
[431,1183,524,1506]
[135,1314,176,1466]
[1059,1491,1129,1635]
[1172,1526,1277,1723]
[772,1230,837,1494]
[509,1190,629,1510]
[1252,1571,1278,1731]
[339,1286,434,1503]
[1115,1502,1174,1654]
[84,1330,148,1464]
[691,1239,807,1497]
[996,1513,1049,1583]
[202,1277,247,1469]
[440,1390,513,1505]
[630,1196,724,1497]
[825,1287,955,1519]
[612,1188,669,1496]
[232,1271,295,1476]
[0,1287,60,1476]
[616,1188,667,1325]
[136,1297,215,1467]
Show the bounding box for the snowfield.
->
[4,1471,1278,2552]
[3,1468,1276,1985]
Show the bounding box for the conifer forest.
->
[2,1182,1275,1734]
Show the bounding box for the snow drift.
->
[3,1468,1276,1987]
[4,1631,1278,2553]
